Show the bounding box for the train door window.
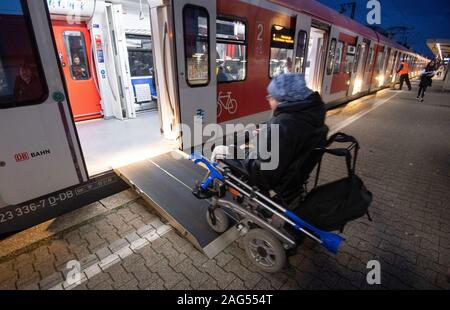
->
[326,38,336,75]
[126,35,153,77]
[375,49,385,72]
[294,30,308,73]
[183,5,210,86]
[367,47,374,72]
[269,25,295,78]
[384,48,391,74]
[333,41,344,74]
[345,45,356,73]
[216,17,247,83]
[0,0,47,107]
[353,44,361,73]
[63,31,91,81]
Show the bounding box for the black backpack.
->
[294,134,373,232]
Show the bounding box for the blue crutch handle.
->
[189,153,224,189]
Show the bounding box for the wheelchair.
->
[189,128,372,273]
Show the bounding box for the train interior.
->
[47,0,174,176]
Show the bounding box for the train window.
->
[375,49,385,72]
[367,48,374,71]
[126,34,153,77]
[345,45,356,74]
[294,30,308,74]
[326,39,336,75]
[183,5,210,87]
[353,44,361,73]
[0,0,47,108]
[216,17,247,83]
[333,41,344,74]
[269,25,295,78]
[64,31,91,81]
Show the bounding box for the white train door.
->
[173,0,217,149]
[105,3,136,120]
[0,0,87,206]
[321,25,340,102]
[293,13,311,75]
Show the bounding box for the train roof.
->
[270,0,417,54]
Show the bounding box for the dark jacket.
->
[243,92,326,193]
[419,65,435,88]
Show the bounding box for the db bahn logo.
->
[15,152,29,162]
[14,149,51,162]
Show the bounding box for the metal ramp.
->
[114,152,239,258]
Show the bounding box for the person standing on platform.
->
[397,59,412,91]
[417,61,436,102]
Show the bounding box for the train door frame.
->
[104,3,136,120]
[172,0,217,150]
[371,44,385,90]
[349,36,364,96]
[293,12,311,74]
[361,39,376,93]
[301,19,330,94]
[0,0,88,206]
[319,23,339,101]
[52,20,103,122]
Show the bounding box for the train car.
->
[0,0,428,234]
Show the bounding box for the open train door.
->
[320,24,340,102]
[0,0,88,206]
[293,12,311,74]
[172,0,217,150]
[348,36,365,96]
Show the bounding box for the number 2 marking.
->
[257,23,264,41]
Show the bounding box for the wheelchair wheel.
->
[243,228,286,273]
[206,208,230,233]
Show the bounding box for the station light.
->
[437,43,443,60]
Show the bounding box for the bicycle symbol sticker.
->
[217,91,238,117]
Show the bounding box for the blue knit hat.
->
[267,73,314,103]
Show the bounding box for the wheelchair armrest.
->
[219,158,250,179]
[327,132,359,148]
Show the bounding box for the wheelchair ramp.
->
[114,152,239,258]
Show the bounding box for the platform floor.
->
[76,111,173,176]
[1,80,449,290]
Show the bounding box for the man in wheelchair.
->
[215,73,328,205]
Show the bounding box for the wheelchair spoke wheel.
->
[243,229,286,273]
[206,208,230,233]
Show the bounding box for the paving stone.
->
[39,272,64,290]
[95,247,113,261]
[108,238,129,253]
[224,258,262,289]
[107,264,135,289]
[200,260,236,289]
[153,242,187,268]
[86,272,113,289]
[100,190,138,210]
[147,259,187,290]
[174,258,210,289]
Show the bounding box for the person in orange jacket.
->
[397,59,412,91]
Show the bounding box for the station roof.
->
[427,39,450,61]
